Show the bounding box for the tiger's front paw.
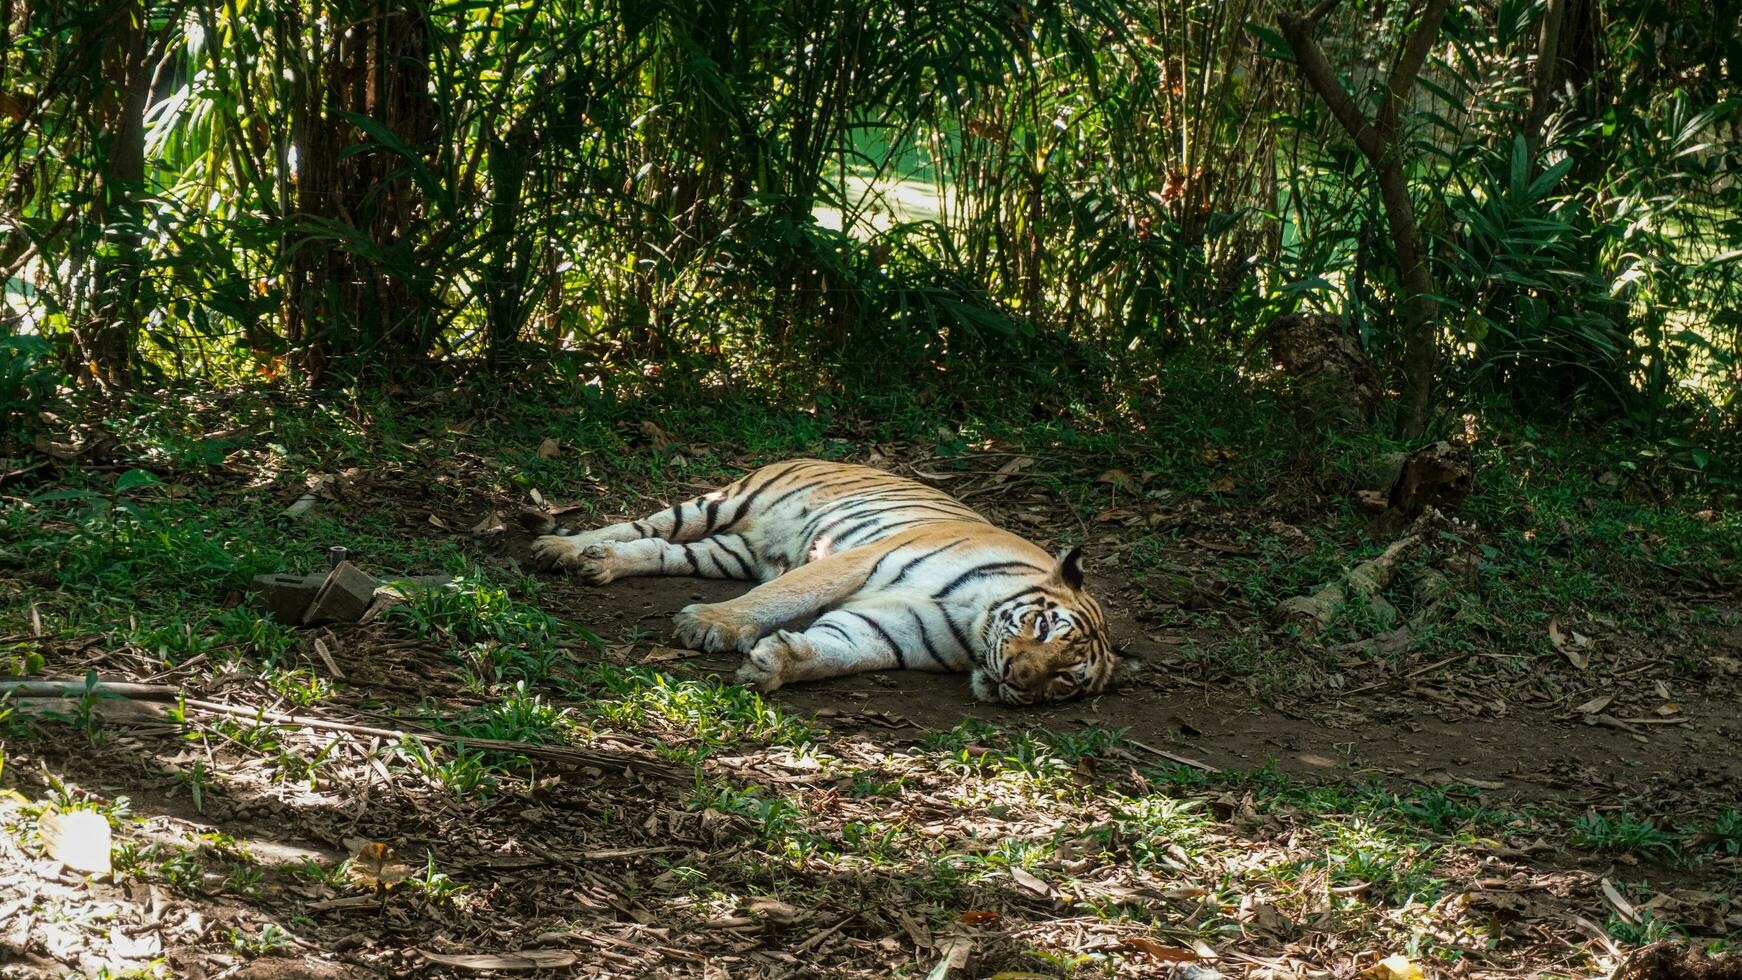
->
[672,603,759,654]
[736,630,814,692]
[532,536,617,584]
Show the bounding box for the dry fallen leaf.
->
[1122,936,1197,962]
[1009,867,1051,897]
[1548,617,1592,669]
[640,646,699,664]
[536,437,560,459]
[994,456,1035,479]
[1095,468,1135,490]
[1206,476,1237,493]
[1574,693,1614,715]
[1358,954,1425,980]
[348,842,411,891]
[955,910,1000,925]
[1655,702,1682,716]
[926,935,973,980]
[1600,877,1638,922]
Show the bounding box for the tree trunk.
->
[1375,156,1438,435]
[82,0,151,387]
[1279,0,1452,437]
[1523,0,1567,157]
[287,0,436,382]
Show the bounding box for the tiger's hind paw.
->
[530,534,582,571]
[673,603,760,654]
[735,630,814,692]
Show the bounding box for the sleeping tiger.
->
[530,460,1114,705]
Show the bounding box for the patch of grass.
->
[113,841,209,894]
[693,783,827,858]
[389,570,588,686]
[205,717,284,754]
[1313,816,1443,905]
[1694,809,1742,856]
[227,923,291,956]
[923,721,1127,781]
[1109,795,1212,871]
[1607,910,1687,945]
[400,738,503,797]
[1571,809,1684,858]
[580,666,815,761]
[410,854,468,904]
[445,682,575,744]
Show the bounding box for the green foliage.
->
[0,334,62,442]
[5,0,1738,443]
[1570,809,1684,857]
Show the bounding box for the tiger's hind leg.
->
[734,597,962,692]
[559,534,765,586]
[532,488,755,571]
[672,545,884,655]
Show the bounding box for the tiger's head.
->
[972,547,1115,705]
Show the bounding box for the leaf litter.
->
[2,426,1740,978]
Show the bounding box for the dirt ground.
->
[523,536,1742,815]
[4,457,1740,979]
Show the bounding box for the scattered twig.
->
[1124,738,1219,773]
[2,679,693,781]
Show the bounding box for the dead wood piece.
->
[1387,440,1474,518]
[1259,312,1383,422]
[1270,530,1422,636]
[0,680,178,699]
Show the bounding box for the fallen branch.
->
[1,680,692,781]
[1,680,178,699]
[1269,532,1421,636]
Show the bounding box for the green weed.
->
[1570,810,1684,858]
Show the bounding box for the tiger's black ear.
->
[1052,547,1085,590]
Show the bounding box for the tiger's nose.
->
[1006,662,1042,689]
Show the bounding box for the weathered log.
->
[1387,440,1473,518]
[1258,312,1383,423]
[1270,530,1422,636]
